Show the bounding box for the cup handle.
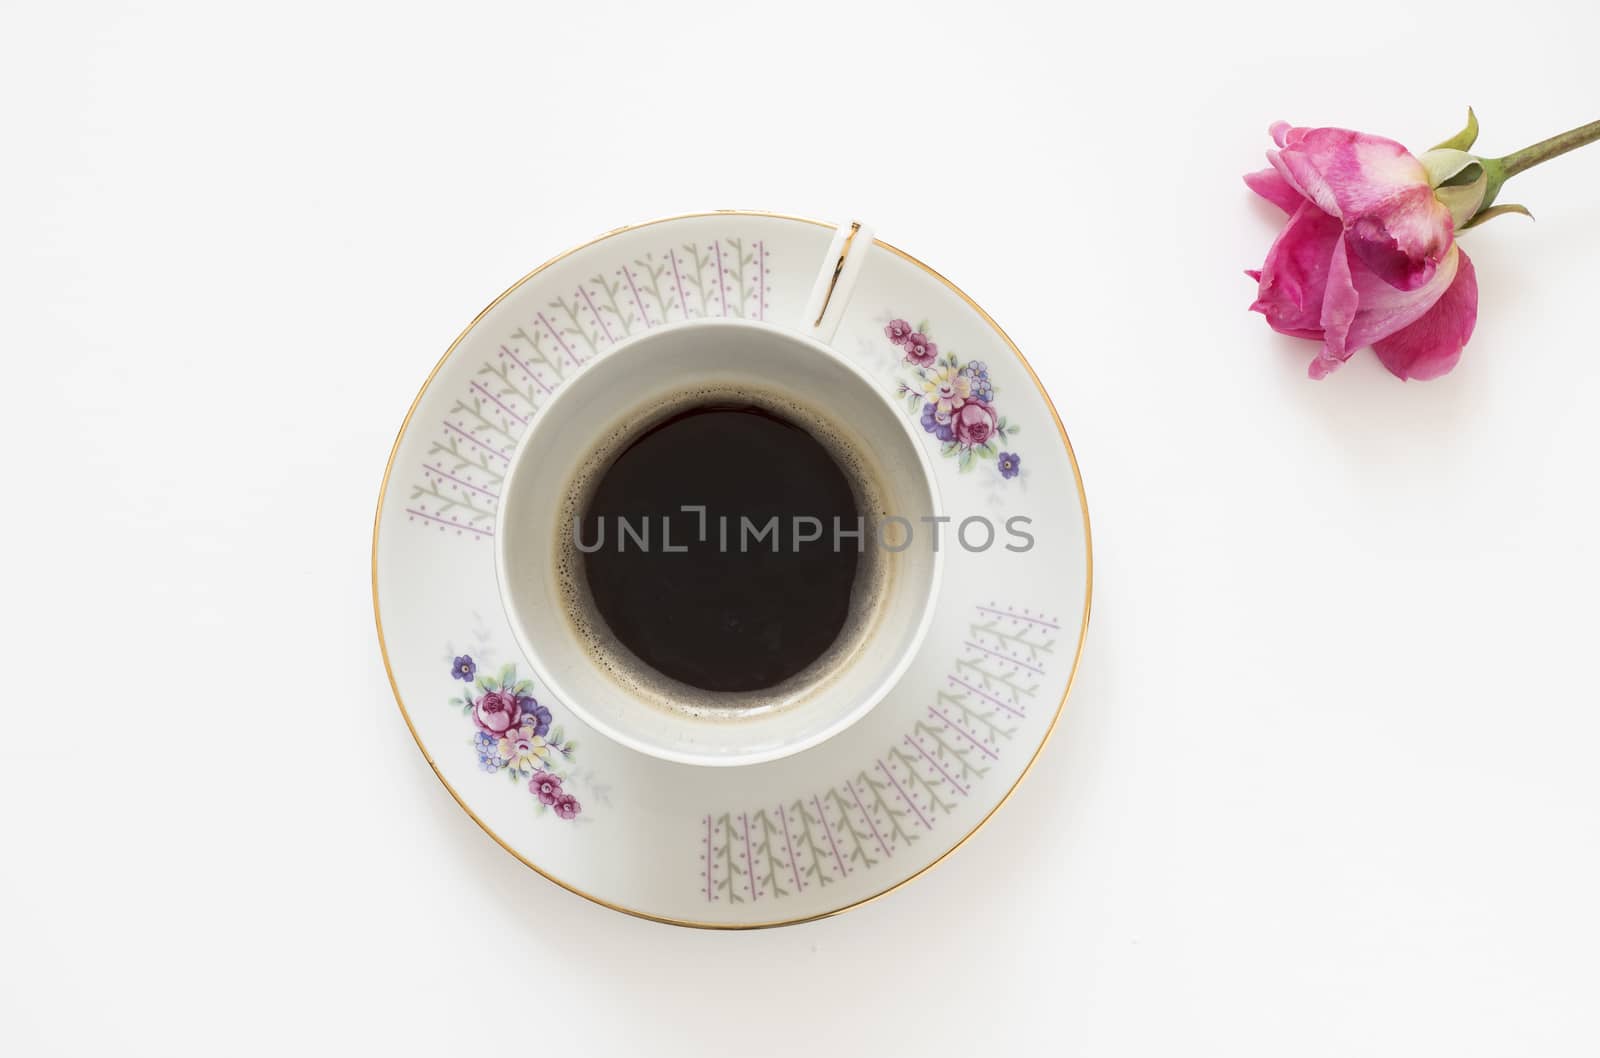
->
[798,219,875,344]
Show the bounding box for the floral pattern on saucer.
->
[697,603,1059,902]
[887,316,1020,477]
[449,653,582,820]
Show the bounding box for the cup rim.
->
[492,316,945,767]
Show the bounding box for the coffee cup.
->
[494,224,943,766]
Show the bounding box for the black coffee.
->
[571,400,869,696]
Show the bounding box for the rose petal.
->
[1346,212,1433,290]
[1371,250,1478,380]
[1271,127,1426,219]
[1312,235,1360,377]
[1244,168,1304,213]
[1344,243,1461,352]
[1250,202,1342,335]
[1269,127,1453,291]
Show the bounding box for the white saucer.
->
[372,212,1092,927]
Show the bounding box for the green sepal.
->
[1430,107,1479,152]
[1463,202,1534,229]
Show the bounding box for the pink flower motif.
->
[528,771,563,806]
[884,318,913,345]
[472,689,522,736]
[902,332,938,367]
[950,399,998,447]
[553,793,581,820]
[1245,122,1478,380]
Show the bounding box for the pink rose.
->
[472,690,522,736]
[902,332,938,367]
[884,318,913,345]
[1246,122,1478,381]
[950,400,997,447]
[553,794,581,820]
[528,771,563,806]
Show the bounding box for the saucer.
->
[372,212,1092,927]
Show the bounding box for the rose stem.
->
[1497,118,1600,177]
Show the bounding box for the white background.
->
[4,0,1598,1054]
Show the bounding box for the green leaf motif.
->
[958,447,975,472]
[941,440,959,456]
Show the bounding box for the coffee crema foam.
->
[553,384,896,721]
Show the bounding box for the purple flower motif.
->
[553,793,581,820]
[997,452,1021,479]
[518,696,552,738]
[902,332,938,367]
[884,318,914,346]
[451,655,476,682]
[920,402,955,443]
[528,771,563,806]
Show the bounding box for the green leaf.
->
[513,680,534,696]
[565,740,578,755]
[975,442,996,460]
[552,726,564,743]
[941,441,959,457]
[916,319,929,334]
[497,663,516,688]
[1430,107,1479,152]
[958,447,974,472]
[1463,202,1534,229]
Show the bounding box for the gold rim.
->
[371,210,1094,929]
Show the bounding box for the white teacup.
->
[495,226,943,767]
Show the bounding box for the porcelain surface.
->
[373,212,1092,927]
